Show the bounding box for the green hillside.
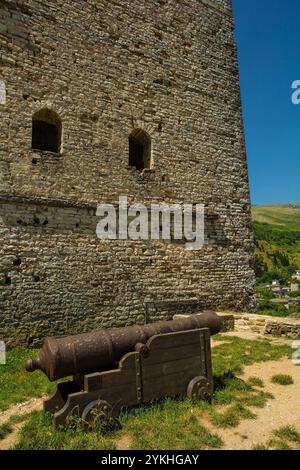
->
[252,203,300,231]
[251,203,300,285]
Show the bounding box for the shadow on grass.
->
[213,371,237,392]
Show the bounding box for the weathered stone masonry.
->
[0,0,256,346]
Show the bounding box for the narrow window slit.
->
[129,129,151,172]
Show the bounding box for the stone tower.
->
[0,0,256,346]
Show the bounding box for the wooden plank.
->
[99,369,136,389]
[142,343,201,365]
[84,373,102,392]
[204,330,213,383]
[142,372,195,402]
[84,351,138,391]
[84,371,136,392]
[141,355,202,380]
[96,384,138,408]
[142,368,201,390]
[147,328,208,350]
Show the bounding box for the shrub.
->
[271,374,294,386]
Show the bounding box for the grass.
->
[274,426,300,443]
[208,372,273,429]
[212,335,291,376]
[212,374,272,408]
[0,415,26,441]
[209,403,256,429]
[120,399,223,450]
[252,204,300,231]
[253,441,292,451]
[0,422,12,440]
[247,377,265,388]
[0,414,30,441]
[13,411,117,451]
[12,400,224,451]
[0,348,54,412]
[2,335,292,450]
[271,374,294,385]
[253,426,300,450]
[13,402,224,451]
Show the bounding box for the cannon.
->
[26,311,221,427]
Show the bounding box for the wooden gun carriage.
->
[26,311,221,427]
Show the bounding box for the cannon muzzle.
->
[25,357,41,373]
[25,310,222,381]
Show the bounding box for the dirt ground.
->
[0,397,44,427]
[211,358,300,450]
[0,422,24,451]
[0,397,44,451]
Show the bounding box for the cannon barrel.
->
[25,311,221,381]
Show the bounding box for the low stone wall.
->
[265,319,300,338]
[220,312,300,339]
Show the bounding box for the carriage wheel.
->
[187,376,212,402]
[82,400,118,431]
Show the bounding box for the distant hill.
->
[251,203,300,285]
[252,203,300,231]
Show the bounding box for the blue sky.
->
[232,0,300,205]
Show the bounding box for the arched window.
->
[129,129,151,171]
[32,109,62,153]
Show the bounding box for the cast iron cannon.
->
[26,311,221,427]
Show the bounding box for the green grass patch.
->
[252,444,268,450]
[268,439,292,450]
[271,374,294,385]
[120,399,222,450]
[256,306,290,318]
[242,391,274,408]
[212,373,271,409]
[253,440,292,450]
[252,204,300,231]
[273,426,300,443]
[209,403,256,429]
[212,335,291,376]
[0,348,55,411]
[247,377,265,388]
[14,403,223,451]
[0,414,29,441]
[253,425,300,450]
[14,411,117,450]
[0,422,13,440]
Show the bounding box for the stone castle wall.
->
[0,0,256,346]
